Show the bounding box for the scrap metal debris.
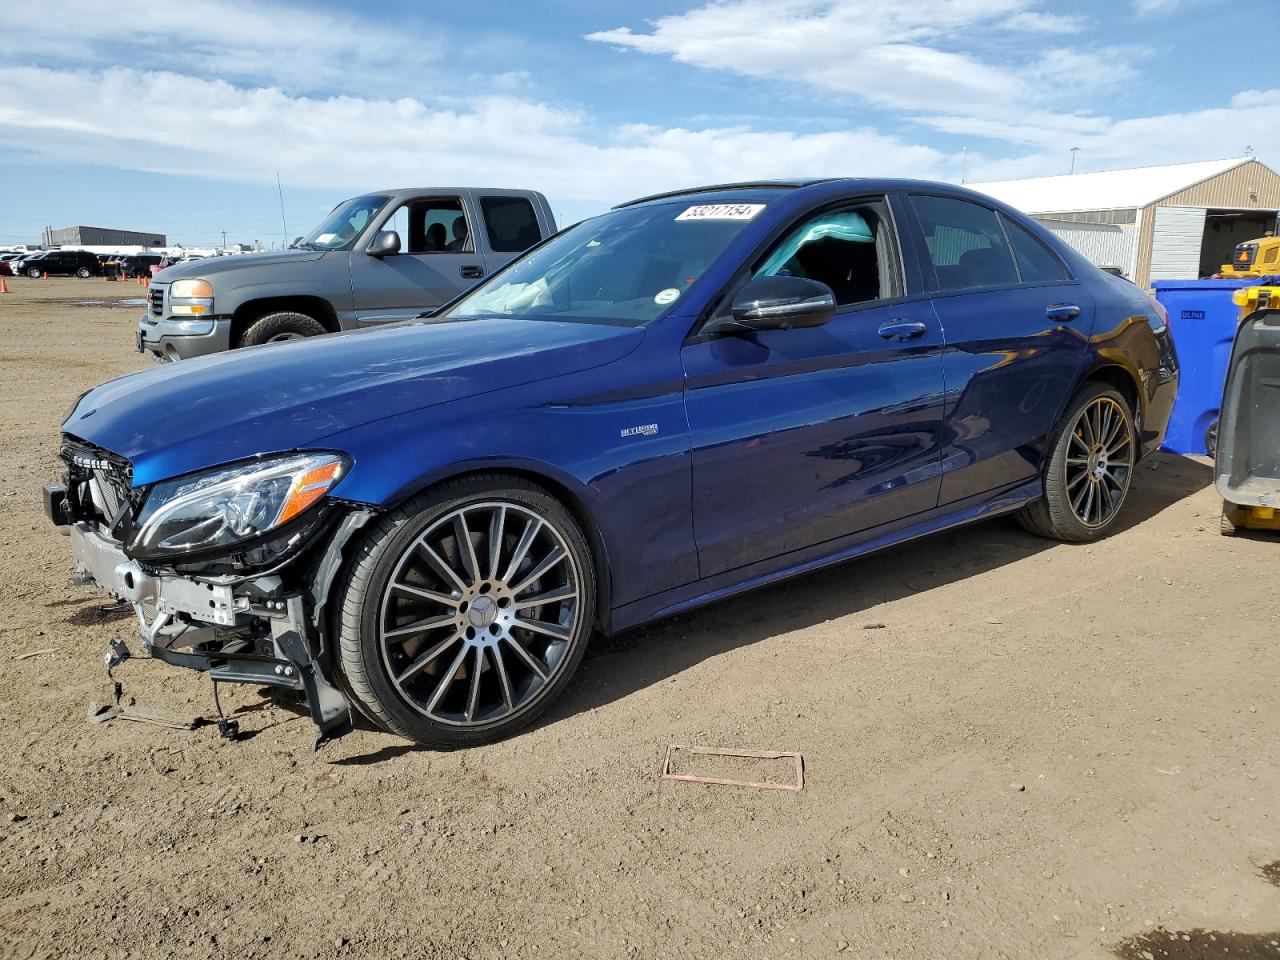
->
[661,744,804,792]
[87,700,204,731]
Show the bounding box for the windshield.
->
[300,194,390,251]
[443,200,767,326]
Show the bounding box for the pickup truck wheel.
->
[76,267,92,278]
[335,475,596,748]
[237,311,327,347]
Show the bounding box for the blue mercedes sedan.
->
[48,179,1178,748]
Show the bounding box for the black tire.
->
[76,267,92,279]
[335,474,597,748]
[236,311,327,347]
[26,267,40,279]
[1017,382,1137,542]
[1220,503,1238,537]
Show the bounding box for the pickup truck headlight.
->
[169,278,214,316]
[128,453,348,561]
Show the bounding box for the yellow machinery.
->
[1218,286,1280,534]
[1220,236,1280,277]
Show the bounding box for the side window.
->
[1001,214,1070,283]
[400,198,471,254]
[382,206,409,248]
[911,195,1017,291]
[753,205,887,307]
[481,196,542,253]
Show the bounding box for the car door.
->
[681,196,947,578]
[348,192,487,325]
[904,194,1092,506]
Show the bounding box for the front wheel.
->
[237,311,327,347]
[1018,383,1137,542]
[27,267,40,279]
[335,475,596,747]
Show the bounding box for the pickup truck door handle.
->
[1046,302,1081,322]
[460,265,484,280]
[877,319,928,341]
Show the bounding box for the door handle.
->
[460,265,484,279]
[1046,302,1081,322]
[877,319,928,341]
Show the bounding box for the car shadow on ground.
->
[298,453,1212,762]
[543,452,1214,729]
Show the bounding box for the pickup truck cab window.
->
[378,197,472,255]
[480,196,542,253]
[911,194,1018,292]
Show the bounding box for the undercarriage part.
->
[271,596,353,752]
[211,681,240,741]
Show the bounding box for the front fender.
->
[316,353,698,612]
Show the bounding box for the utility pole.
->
[221,230,227,250]
[276,172,289,248]
[961,146,968,185]
[1069,146,1081,174]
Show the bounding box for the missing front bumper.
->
[65,520,352,749]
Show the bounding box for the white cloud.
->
[1132,0,1193,14]
[0,66,957,219]
[586,0,1107,117]
[3,0,442,97]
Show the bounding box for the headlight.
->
[169,278,213,316]
[129,453,348,560]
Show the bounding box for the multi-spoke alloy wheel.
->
[337,477,595,747]
[1064,395,1133,529]
[1017,383,1137,543]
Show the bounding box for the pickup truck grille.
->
[149,284,165,317]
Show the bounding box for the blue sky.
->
[1,0,1271,247]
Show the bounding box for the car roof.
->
[614,177,1021,210]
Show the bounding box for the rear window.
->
[1001,215,1070,283]
[911,195,1018,291]
[480,196,542,253]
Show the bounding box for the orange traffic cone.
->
[42,271,48,280]
[0,278,8,294]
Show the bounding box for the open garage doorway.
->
[1200,209,1279,276]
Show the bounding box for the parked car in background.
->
[138,187,555,360]
[119,254,163,278]
[21,249,102,278]
[51,178,1178,750]
[13,252,48,277]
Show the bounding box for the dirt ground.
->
[1,277,1277,960]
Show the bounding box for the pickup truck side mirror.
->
[367,230,401,258]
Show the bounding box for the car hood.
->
[65,318,644,486]
[156,249,325,280]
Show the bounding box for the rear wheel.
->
[336,475,596,747]
[1018,383,1137,542]
[236,311,327,347]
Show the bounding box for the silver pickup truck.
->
[138,187,556,361]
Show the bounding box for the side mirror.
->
[706,275,836,336]
[366,230,401,257]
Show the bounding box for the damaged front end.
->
[46,436,374,750]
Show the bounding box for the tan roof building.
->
[970,158,1280,287]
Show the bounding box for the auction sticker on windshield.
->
[675,203,765,222]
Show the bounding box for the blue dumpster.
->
[1154,278,1268,456]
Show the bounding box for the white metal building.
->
[970,158,1280,287]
